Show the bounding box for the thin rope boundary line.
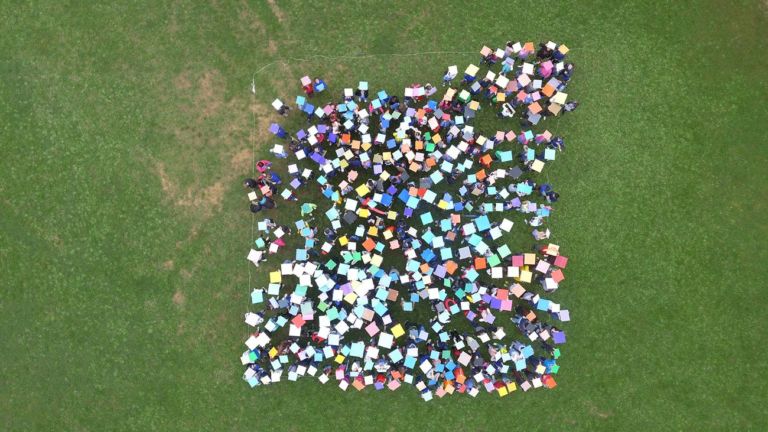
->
[246,93,257,340]
[252,50,478,80]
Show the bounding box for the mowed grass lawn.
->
[1,1,767,430]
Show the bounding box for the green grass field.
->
[1,1,767,430]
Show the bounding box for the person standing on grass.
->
[313,77,327,93]
[536,43,553,59]
[356,82,368,102]
[549,136,565,152]
[425,83,437,97]
[256,159,272,173]
[259,195,276,209]
[269,171,282,185]
[564,100,579,113]
[498,102,515,119]
[243,178,258,189]
[272,98,290,116]
[271,145,288,159]
[545,190,559,203]
[559,63,574,84]
[303,81,314,97]
[283,189,298,202]
[500,59,513,76]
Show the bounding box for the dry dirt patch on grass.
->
[153,161,226,216]
[150,66,288,304]
[173,70,192,90]
[266,0,286,23]
[172,290,186,306]
[197,70,224,119]
[152,68,281,219]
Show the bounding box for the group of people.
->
[242,40,576,400]
[243,160,283,213]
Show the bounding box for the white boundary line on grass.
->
[250,50,479,81]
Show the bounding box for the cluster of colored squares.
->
[243,40,576,401]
